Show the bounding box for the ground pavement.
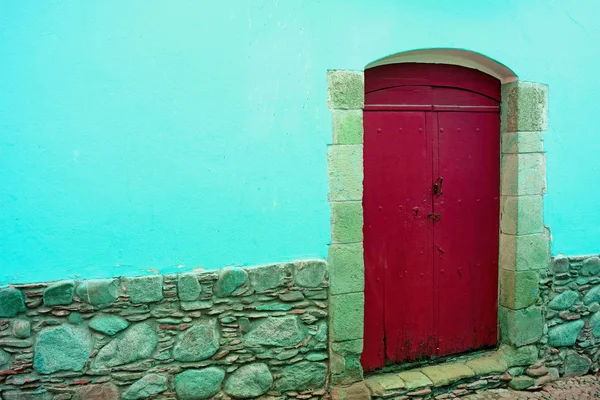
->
[462,374,600,400]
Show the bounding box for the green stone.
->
[255,303,291,311]
[314,321,328,343]
[549,290,579,310]
[397,371,432,391]
[509,376,534,390]
[584,285,600,305]
[328,145,363,201]
[581,257,600,276]
[125,275,163,303]
[331,201,363,244]
[499,269,539,310]
[552,255,570,274]
[332,110,363,144]
[502,81,548,132]
[244,316,307,346]
[12,319,31,339]
[334,354,363,384]
[276,361,327,391]
[92,323,157,369]
[76,279,120,305]
[306,353,328,361]
[181,300,212,311]
[89,314,130,336]
[33,325,92,374]
[563,351,591,376]
[465,356,508,375]
[177,273,201,301]
[327,70,364,110]
[175,368,225,400]
[332,339,363,356]
[247,264,285,293]
[508,367,525,376]
[0,288,25,317]
[173,319,220,362]
[501,131,544,155]
[279,291,304,302]
[214,267,248,297]
[499,344,538,367]
[0,348,11,369]
[68,312,83,325]
[43,280,74,306]
[293,260,327,288]
[548,320,585,347]
[499,195,544,235]
[590,312,600,338]
[374,374,405,390]
[331,292,364,341]
[123,374,168,400]
[329,243,364,295]
[420,363,475,387]
[499,306,543,346]
[224,363,273,398]
[499,231,550,271]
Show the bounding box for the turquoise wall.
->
[1,0,598,283]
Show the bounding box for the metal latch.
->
[427,213,440,221]
[433,177,443,195]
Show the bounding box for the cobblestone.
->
[463,374,600,400]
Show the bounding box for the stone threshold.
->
[362,345,549,399]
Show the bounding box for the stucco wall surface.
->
[1,0,599,283]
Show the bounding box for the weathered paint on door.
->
[362,63,501,371]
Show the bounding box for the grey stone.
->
[214,267,248,297]
[591,312,600,338]
[509,376,534,390]
[552,255,570,274]
[293,260,327,288]
[173,319,220,361]
[89,314,130,336]
[244,316,307,346]
[123,374,168,400]
[584,285,600,305]
[73,384,119,400]
[175,368,225,400]
[549,290,579,310]
[581,257,600,276]
[3,391,53,400]
[43,280,74,306]
[548,320,585,347]
[33,325,93,374]
[224,363,273,398]
[0,288,25,317]
[276,361,327,391]
[248,264,286,293]
[76,279,120,305]
[178,273,201,301]
[563,351,591,376]
[0,348,11,369]
[125,275,163,303]
[92,323,157,369]
[12,320,31,338]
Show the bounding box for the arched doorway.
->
[362,63,501,371]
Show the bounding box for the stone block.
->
[328,70,364,110]
[331,201,363,243]
[397,371,432,391]
[420,363,475,387]
[173,319,220,361]
[248,263,285,293]
[333,110,363,144]
[373,373,405,390]
[501,81,548,132]
[0,287,25,317]
[122,374,168,400]
[501,153,546,196]
[43,280,74,306]
[276,361,327,391]
[509,376,534,390]
[500,195,544,235]
[331,292,364,341]
[12,320,31,339]
[548,290,579,311]
[177,273,201,301]
[224,363,273,398]
[584,284,600,304]
[465,355,508,375]
[34,325,93,374]
[328,145,363,201]
[581,257,600,276]
[499,306,543,346]
[92,323,157,369]
[501,131,544,154]
[499,269,539,310]
[330,382,371,400]
[331,354,363,385]
[76,279,120,305]
[332,339,364,355]
[244,316,307,346]
[293,259,328,288]
[174,368,225,400]
[547,320,584,347]
[499,344,538,367]
[125,275,163,303]
[552,254,570,273]
[89,314,129,336]
[73,384,119,400]
[214,266,248,296]
[329,243,364,295]
[563,351,591,377]
[499,232,550,271]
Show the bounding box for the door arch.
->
[362,63,501,371]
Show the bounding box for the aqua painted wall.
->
[1,0,598,283]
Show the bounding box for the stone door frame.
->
[326,51,550,385]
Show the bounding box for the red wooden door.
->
[362,64,500,372]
